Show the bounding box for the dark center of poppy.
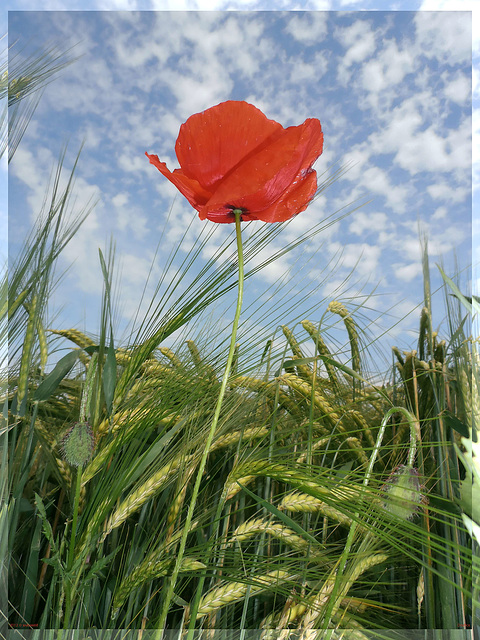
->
[226,205,248,221]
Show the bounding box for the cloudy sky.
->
[3,3,476,372]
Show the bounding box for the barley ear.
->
[278,372,341,428]
[16,294,38,410]
[328,301,361,374]
[100,457,190,540]
[196,570,293,619]
[48,328,95,350]
[112,556,205,619]
[159,346,181,367]
[301,319,339,387]
[36,316,48,375]
[282,325,312,380]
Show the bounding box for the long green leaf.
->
[33,350,79,401]
[438,265,475,314]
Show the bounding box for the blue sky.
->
[2,4,476,373]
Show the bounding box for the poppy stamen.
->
[226,205,247,221]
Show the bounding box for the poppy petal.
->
[201,171,318,224]
[146,101,323,225]
[145,152,211,209]
[199,118,323,218]
[249,169,318,223]
[175,101,284,191]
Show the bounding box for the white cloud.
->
[105,12,276,121]
[118,252,159,290]
[391,233,423,263]
[336,19,377,64]
[340,158,410,214]
[6,9,472,353]
[393,262,422,283]
[327,240,382,279]
[363,165,409,212]
[358,39,416,110]
[427,181,470,203]
[162,66,233,121]
[418,0,479,53]
[431,206,448,220]
[321,276,355,300]
[365,92,471,177]
[474,105,480,192]
[414,10,472,65]
[118,152,153,175]
[348,211,392,237]
[387,217,470,275]
[443,72,472,104]
[428,224,470,256]
[283,12,329,45]
[335,18,377,85]
[366,94,425,154]
[288,52,329,83]
[10,146,109,300]
[395,117,471,175]
[112,192,148,239]
[112,193,128,208]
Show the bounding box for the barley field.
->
[1,44,478,640]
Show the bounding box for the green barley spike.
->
[328,301,361,374]
[36,317,48,375]
[159,346,181,367]
[301,319,339,386]
[282,325,312,380]
[16,294,38,410]
[418,307,429,362]
[186,339,202,367]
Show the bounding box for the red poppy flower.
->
[146,100,323,223]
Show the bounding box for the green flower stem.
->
[67,466,83,571]
[62,464,83,629]
[156,210,245,632]
[321,406,418,628]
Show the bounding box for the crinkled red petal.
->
[145,152,211,210]
[175,101,284,191]
[250,169,318,223]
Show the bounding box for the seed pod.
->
[381,464,428,521]
[61,421,95,467]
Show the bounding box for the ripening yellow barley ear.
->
[48,328,95,350]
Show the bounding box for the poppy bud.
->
[61,421,95,467]
[381,464,428,521]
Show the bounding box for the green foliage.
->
[1,40,79,161]
[7,239,474,631]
